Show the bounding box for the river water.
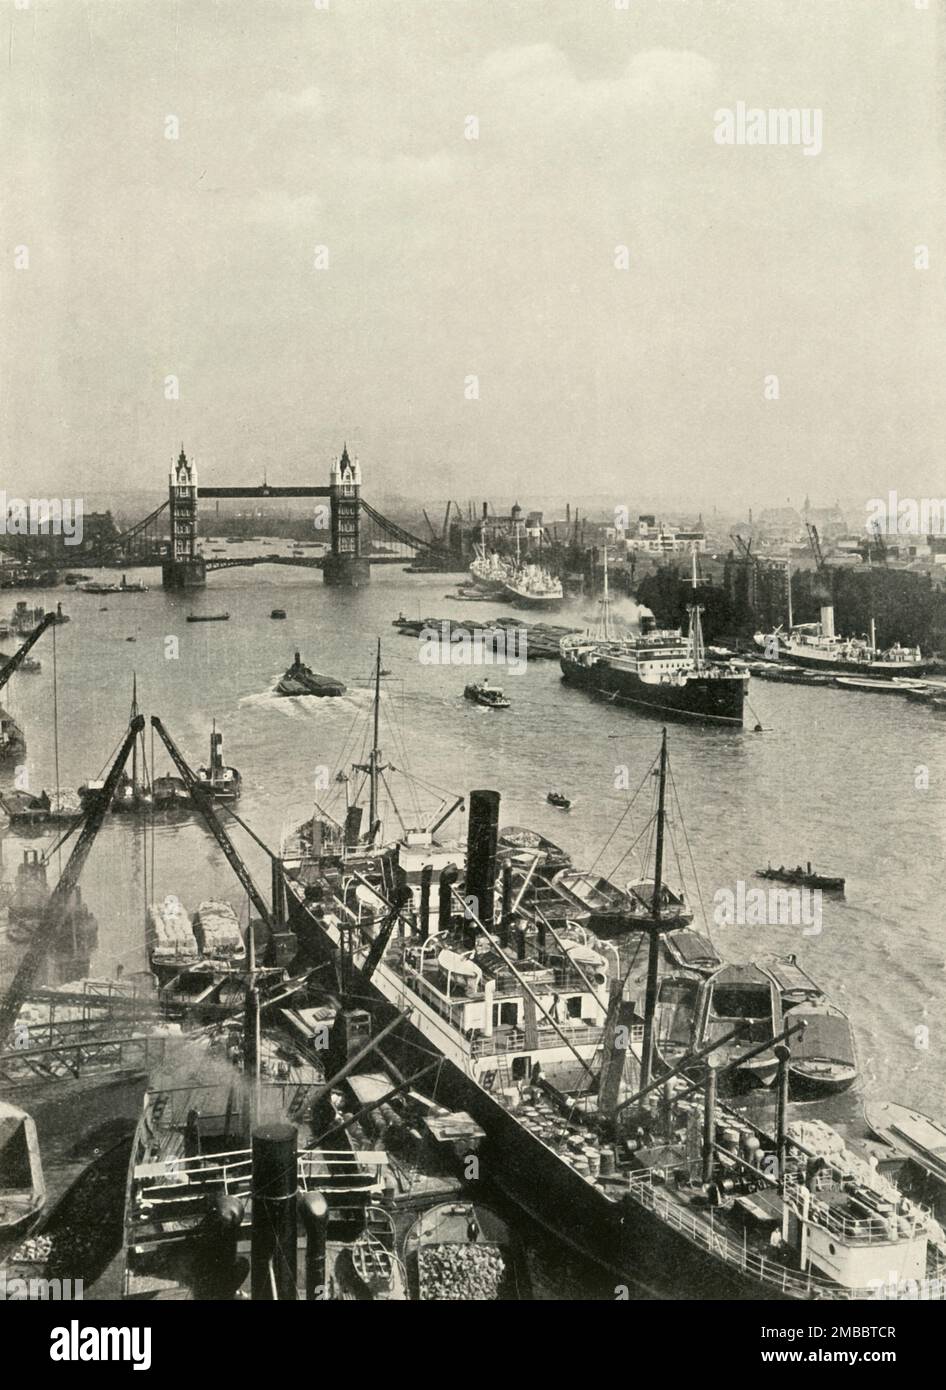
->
[2,553,944,1296]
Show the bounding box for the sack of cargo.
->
[148,895,198,958]
[193,899,243,959]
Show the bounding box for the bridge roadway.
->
[86,550,413,570]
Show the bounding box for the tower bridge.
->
[96,446,457,588]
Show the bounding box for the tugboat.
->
[195,724,242,801]
[270,608,287,620]
[276,651,346,698]
[5,849,97,948]
[560,548,747,727]
[755,861,845,894]
[463,680,510,710]
[546,792,571,810]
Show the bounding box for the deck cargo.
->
[192,899,245,961]
[148,894,199,961]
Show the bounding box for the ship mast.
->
[599,544,613,641]
[786,556,793,630]
[866,552,877,652]
[368,640,382,841]
[130,674,139,793]
[640,729,668,1090]
[687,545,704,673]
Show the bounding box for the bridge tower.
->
[162,447,206,589]
[323,443,370,587]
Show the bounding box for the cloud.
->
[351,151,455,190]
[480,43,717,119]
[264,85,325,118]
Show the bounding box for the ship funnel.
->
[298,1191,328,1301]
[640,611,656,635]
[438,863,459,931]
[819,605,835,639]
[466,790,500,927]
[250,1124,298,1301]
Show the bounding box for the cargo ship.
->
[468,545,514,595]
[278,659,939,1298]
[560,550,747,727]
[502,563,564,611]
[754,606,928,678]
[500,527,563,610]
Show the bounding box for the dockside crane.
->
[0,714,145,1044]
[149,717,272,931]
[805,522,825,572]
[0,612,57,692]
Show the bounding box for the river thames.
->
[2,556,944,1295]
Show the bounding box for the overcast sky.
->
[2,0,943,514]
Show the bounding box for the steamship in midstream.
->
[280,646,946,1300]
[560,550,748,727]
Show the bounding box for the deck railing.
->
[134,1146,388,1211]
[624,1171,943,1300]
[782,1174,924,1244]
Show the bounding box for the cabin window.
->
[511,1056,531,1081]
[566,996,583,1019]
[493,1001,518,1028]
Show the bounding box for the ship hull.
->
[501,586,564,611]
[285,886,801,1300]
[785,650,930,678]
[560,657,746,727]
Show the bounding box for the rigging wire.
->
[51,620,62,878]
[668,760,710,938]
[585,748,658,877]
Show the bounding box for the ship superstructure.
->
[560,548,747,726]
